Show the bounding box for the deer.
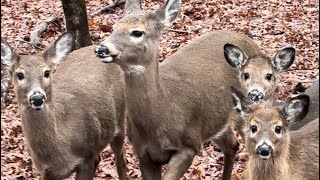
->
[93,0,297,179]
[1,33,128,180]
[230,86,319,180]
[223,43,295,139]
[290,79,319,130]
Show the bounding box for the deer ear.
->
[1,39,19,75]
[283,94,310,124]
[230,86,250,115]
[153,0,180,26]
[125,0,142,15]
[224,43,248,69]
[44,32,74,65]
[272,47,295,72]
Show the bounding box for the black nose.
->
[248,89,264,101]
[257,144,273,157]
[30,92,45,106]
[94,45,110,58]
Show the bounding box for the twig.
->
[29,16,58,46]
[168,29,190,34]
[90,0,126,17]
[19,39,42,49]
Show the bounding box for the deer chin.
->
[31,104,44,111]
[100,56,115,63]
[259,154,271,160]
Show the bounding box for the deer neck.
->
[19,102,60,146]
[248,151,290,180]
[123,55,168,133]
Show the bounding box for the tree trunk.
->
[62,0,92,50]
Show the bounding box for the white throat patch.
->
[124,65,146,76]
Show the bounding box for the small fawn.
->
[231,86,319,180]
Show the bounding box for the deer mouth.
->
[100,56,115,63]
[29,91,46,110]
[94,44,119,63]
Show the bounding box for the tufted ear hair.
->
[283,94,310,124]
[43,32,74,65]
[230,86,252,116]
[125,0,142,15]
[1,39,20,76]
[152,0,181,27]
[272,47,295,72]
[224,43,249,69]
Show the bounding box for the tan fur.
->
[5,44,127,179]
[244,109,319,180]
[95,1,265,178]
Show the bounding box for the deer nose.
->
[256,143,273,158]
[94,45,110,58]
[248,89,264,101]
[30,92,45,107]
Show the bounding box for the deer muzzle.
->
[256,142,273,159]
[248,89,264,101]
[29,91,46,110]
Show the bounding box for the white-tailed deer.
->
[290,79,319,130]
[231,86,319,180]
[224,44,295,103]
[1,33,127,180]
[93,0,274,179]
[224,44,295,139]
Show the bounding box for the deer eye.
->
[130,30,144,38]
[275,126,282,134]
[243,72,250,80]
[16,72,25,80]
[266,73,273,81]
[44,70,50,78]
[250,125,257,133]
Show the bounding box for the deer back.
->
[289,118,319,179]
[159,30,262,139]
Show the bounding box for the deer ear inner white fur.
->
[162,0,180,26]
[1,42,14,68]
[52,33,73,64]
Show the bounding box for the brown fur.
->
[246,117,319,180]
[224,42,296,140]
[94,0,265,179]
[2,38,127,179]
[232,91,319,180]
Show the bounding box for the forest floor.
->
[1,0,319,179]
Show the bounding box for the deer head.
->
[1,33,74,110]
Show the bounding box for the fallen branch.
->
[19,39,43,49]
[30,16,58,46]
[90,0,126,17]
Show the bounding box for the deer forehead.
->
[250,108,283,124]
[114,15,148,31]
[114,23,147,32]
[17,55,48,70]
[244,57,273,73]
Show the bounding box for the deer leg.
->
[214,127,239,180]
[110,134,128,180]
[94,155,101,170]
[162,148,196,180]
[41,169,60,180]
[138,155,162,180]
[75,158,96,180]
